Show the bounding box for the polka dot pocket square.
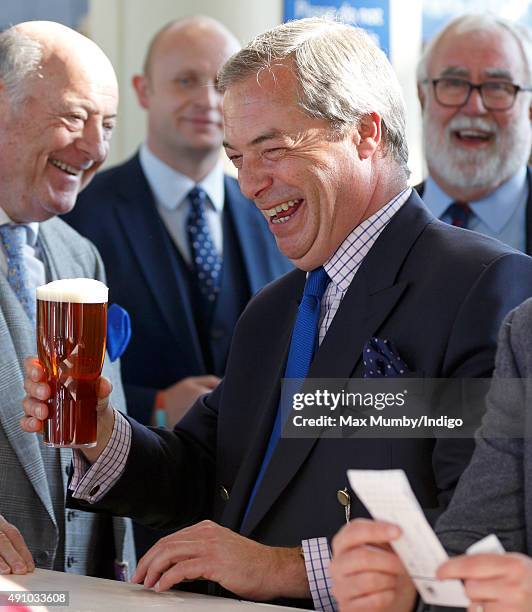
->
[363,337,410,378]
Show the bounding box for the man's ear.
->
[356,112,381,160]
[132,74,150,110]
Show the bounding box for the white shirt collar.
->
[0,207,39,247]
[139,143,225,212]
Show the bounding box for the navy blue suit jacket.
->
[63,153,291,423]
[73,191,532,607]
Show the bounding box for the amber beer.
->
[36,279,108,448]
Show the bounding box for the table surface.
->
[0,569,305,611]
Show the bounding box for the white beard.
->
[423,111,531,192]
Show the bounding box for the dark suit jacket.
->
[63,153,292,423]
[73,192,532,607]
[415,167,532,254]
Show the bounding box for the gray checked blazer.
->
[436,297,532,553]
[429,297,532,611]
[0,216,135,576]
[423,299,532,612]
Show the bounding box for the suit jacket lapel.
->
[114,156,204,371]
[221,272,304,531]
[241,192,434,535]
[0,274,55,524]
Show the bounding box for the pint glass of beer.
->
[36,278,108,448]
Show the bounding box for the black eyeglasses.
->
[425,77,532,110]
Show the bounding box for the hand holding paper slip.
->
[347,469,504,608]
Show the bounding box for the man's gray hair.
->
[417,13,532,83]
[0,27,43,104]
[217,17,409,173]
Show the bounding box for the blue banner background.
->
[284,0,391,58]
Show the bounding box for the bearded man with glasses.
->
[415,14,532,253]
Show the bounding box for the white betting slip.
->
[347,469,469,608]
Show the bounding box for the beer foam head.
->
[36,279,108,303]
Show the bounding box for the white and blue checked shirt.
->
[71,188,411,610]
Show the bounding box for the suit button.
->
[66,511,77,522]
[211,328,224,340]
[66,556,77,568]
[219,485,229,501]
[34,550,49,564]
[336,489,350,507]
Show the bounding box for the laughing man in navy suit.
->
[63,16,291,430]
[24,18,532,610]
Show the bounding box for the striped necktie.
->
[445,201,472,229]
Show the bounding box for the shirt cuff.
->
[69,410,132,503]
[302,537,337,612]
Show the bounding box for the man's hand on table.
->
[438,552,532,612]
[330,518,417,612]
[0,515,35,575]
[132,520,310,601]
[20,357,116,464]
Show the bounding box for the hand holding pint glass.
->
[36,278,108,448]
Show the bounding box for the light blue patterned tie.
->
[0,224,36,324]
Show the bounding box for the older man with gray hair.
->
[0,21,135,579]
[22,17,532,609]
[416,14,532,252]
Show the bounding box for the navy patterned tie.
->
[445,201,472,228]
[186,187,223,313]
[0,224,35,324]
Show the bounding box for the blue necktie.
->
[242,267,331,525]
[0,224,35,324]
[186,187,223,314]
[445,201,472,229]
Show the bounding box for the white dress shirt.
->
[139,144,225,264]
